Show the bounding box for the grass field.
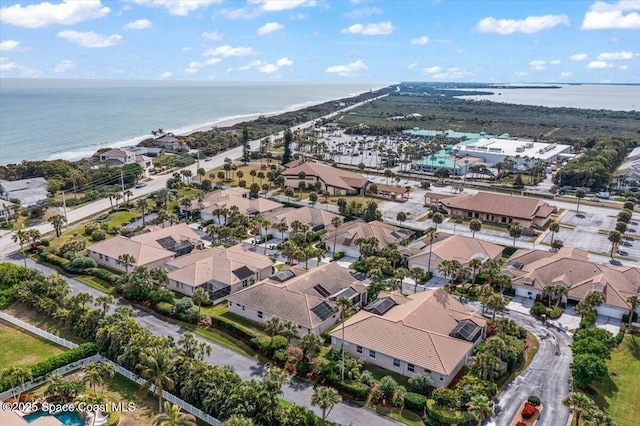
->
[4,302,85,343]
[0,320,65,367]
[590,335,640,426]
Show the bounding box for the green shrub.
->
[211,316,256,342]
[149,288,175,305]
[408,372,434,396]
[270,335,288,352]
[404,392,427,414]
[91,229,106,241]
[155,302,174,315]
[360,370,373,386]
[527,395,541,406]
[379,376,398,400]
[40,251,71,269]
[296,361,311,377]
[85,267,118,284]
[530,301,547,317]
[273,349,288,366]
[426,399,472,425]
[249,336,272,353]
[548,306,563,319]
[333,252,345,260]
[67,256,98,272]
[84,222,99,236]
[335,381,370,401]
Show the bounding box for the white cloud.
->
[342,22,395,36]
[587,60,613,68]
[550,59,561,65]
[57,30,123,48]
[325,59,367,76]
[123,18,151,29]
[219,7,261,20]
[407,62,419,70]
[204,44,255,57]
[434,39,452,44]
[185,68,198,74]
[432,67,473,79]
[560,71,574,77]
[0,57,40,77]
[582,0,640,30]
[423,66,442,74]
[0,57,18,72]
[514,71,530,77]
[53,59,75,73]
[597,51,634,60]
[476,14,570,34]
[411,36,429,45]
[258,64,278,73]
[201,31,222,40]
[276,57,293,66]
[289,13,307,20]
[226,67,233,72]
[130,0,221,16]
[569,53,588,60]
[181,46,192,52]
[344,6,383,19]
[251,0,316,12]
[159,71,172,78]
[257,22,284,35]
[529,60,546,70]
[186,57,222,73]
[619,64,629,69]
[0,0,110,28]
[0,40,22,51]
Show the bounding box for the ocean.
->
[0,79,389,165]
[454,84,640,112]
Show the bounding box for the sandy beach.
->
[181,113,273,136]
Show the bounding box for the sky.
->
[0,0,639,83]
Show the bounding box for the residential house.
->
[0,199,18,221]
[227,262,367,336]
[86,223,204,272]
[282,161,369,196]
[155,134,183,151]
[323,220,414,258]
[440,191,556,228]
[0,177,49,206]
[263,206,340,240]
[408,235,503,277]
[502,247,640,319]
[330,289,486,387]
[97,148,153,176]
[186,188,283,224]
[165,244,273,299]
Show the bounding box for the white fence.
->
[0,312,221,426]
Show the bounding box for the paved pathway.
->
[1,256,399,426]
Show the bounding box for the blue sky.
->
[1,0,639,83]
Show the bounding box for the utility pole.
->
[61,190,70,231]
[120,171,125,202]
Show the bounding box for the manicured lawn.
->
[590,335,640,426]
[367,404,424,426]
[202,304,266,333]
[363,362,410,389]
[104,211,138,228]
[3,302,85,343]
[0,320,65,367]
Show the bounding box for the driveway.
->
[2,256,400,426]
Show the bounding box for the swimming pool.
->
[23,410,84,426]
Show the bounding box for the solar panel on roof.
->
[232,266,254,280]
[156,236,177,250]
[364,297,396,315]
[313,284,331,298]
[450,320,481,342]
[331,287,356,300]
[311,302,334,321]
[274,270,295,282]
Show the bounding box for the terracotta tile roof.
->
[194,188,283,216]
[87,235,174,266]
[323,220,413,249]
[440,192,556,222]
[166,244,272,287]
[264,206,339,232]
[330,289,485,375]
[227,262,366,329]
[283,162,369,191]
[131,223,204,249]
[409,234,503,266]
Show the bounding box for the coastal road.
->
[462,301,572,426]
[2,256,400,426]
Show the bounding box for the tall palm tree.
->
[627,295,639,328]
[222,416,254,426]
[469,258,482,284]
[11,229,30,267]
[549,221,560,245]
[424,226,438,273]
[554,285,568,308]
[468,394,495,423]
[95,295,115,315]
[563,392,594,426]
[151,267,169,287]
[136,198,150,227]
[118,253,136,274]
[336,296,353,382]
[469,219,482,238]
[409,267,425,294]
[1,366,32,400]
[330,216,343,256]
[477,284,494,315]
[49,213,67,237]
[486,294,507,322]
[137,347,176,412]
[192,287,209,312]
[311,386,341,424]
[153,402,196,426]
[276,220,289,242]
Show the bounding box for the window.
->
[393,358,401,368]
[407,363,415,373]
[356,346,363,354]
[242,305,245,311]
[369,350,376,359]
[439,376,444,382]
[258,311,263,319]
[242,279,249,288]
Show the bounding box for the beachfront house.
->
[98,148,153,176]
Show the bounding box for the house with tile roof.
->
[282,161,369,196]
[502,247,640,319]
[86,223,204,272]
[263,206,340,240]
[227,262,367,336]
[323,220,414,258]
[184,187,283,224]
[98,148,152,176]
[408,234,503,276]
[165,243,273,300]
[330,289,486,387]
[0,177,49,206]
[440,191,556,228]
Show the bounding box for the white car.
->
[595,191,610,199]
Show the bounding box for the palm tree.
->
[424,226,438,273]
[83,363,115,396]
[95,295,115,315]
[469,219,482,238]
[151,267,169,287]
[432,212,444,229]
[330,216,343,256]
[1,366,32,400]
[137,347,176,412]
[311,386,341,424]
[49,213,67,237]
[608,230,622,258]
[469,258,482,284]
[118,253,136,274]
[563,392,594,426]
[276,220,289,242]
[11,229,30,267]
[468,394,495,423]
[409,267,425,294]
[486,294,507,322]
[223,416,254,426]
[549,221,560,245]
[192,288,209,312]
[336,296,353,382]
[575,188,586,214]
[554,285,568,308]
[509,221,523,246]
[627,295,639,328]
[136,198,150,227]
[477,284,494,315]
[153,402,196,426]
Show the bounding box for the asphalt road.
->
[2,256,399,426]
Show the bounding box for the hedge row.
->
[85,267,118,284]
[40,251,71,269]
[0,343,98,392]
[211,315,257,342]
[334,380,370,401]
[404,392,427,414]
[426,399,472,425]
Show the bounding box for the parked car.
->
[595,191,610,199]
[135,182,147,188]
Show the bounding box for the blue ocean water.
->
[0,79,388,165]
